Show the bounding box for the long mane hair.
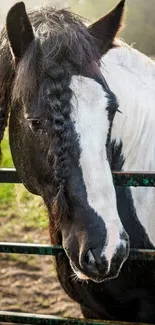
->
[0,6,98,169]
[0,28,13,162]
[0,6,100,239]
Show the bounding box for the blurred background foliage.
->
[70,0,155,56]
[0,0,155,232]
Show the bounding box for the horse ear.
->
[88,0,125,54]
[6,2,34,60]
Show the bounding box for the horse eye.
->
[28,119,42,131]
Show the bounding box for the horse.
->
[1,0,155,322]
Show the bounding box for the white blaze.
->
[70,76,123,268]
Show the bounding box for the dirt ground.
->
[0,214,82,324]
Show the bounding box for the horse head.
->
[2,0,129,282]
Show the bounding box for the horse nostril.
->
[83,249,96,266]
[80,248,108,276]
[83,251,90,265]
[80,249,96,270]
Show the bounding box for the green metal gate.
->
[1,168,155,325]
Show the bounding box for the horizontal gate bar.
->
[0,242,63,256]
[1,242,155,261]
[0,311,153,325]
[1,168,155,186]
[0,168,21,183]
[112,171,155,187]
[1,171,155,325]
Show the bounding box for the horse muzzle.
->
[64,230,130,283]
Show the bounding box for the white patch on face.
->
[70,76,124,269]
[101,45,155,247]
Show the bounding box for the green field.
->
[0,130,48,234]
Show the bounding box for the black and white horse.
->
[0,0,155,322]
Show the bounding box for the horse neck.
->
[102,42,155,171]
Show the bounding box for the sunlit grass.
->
[0,130,16,212]
[0,130,48,238]
[1,131,14,168]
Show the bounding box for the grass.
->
[0,131,16,208]
[0,129,48,239]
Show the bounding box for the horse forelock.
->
[12,7,98,98]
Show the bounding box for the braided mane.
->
[0,6,98,194]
